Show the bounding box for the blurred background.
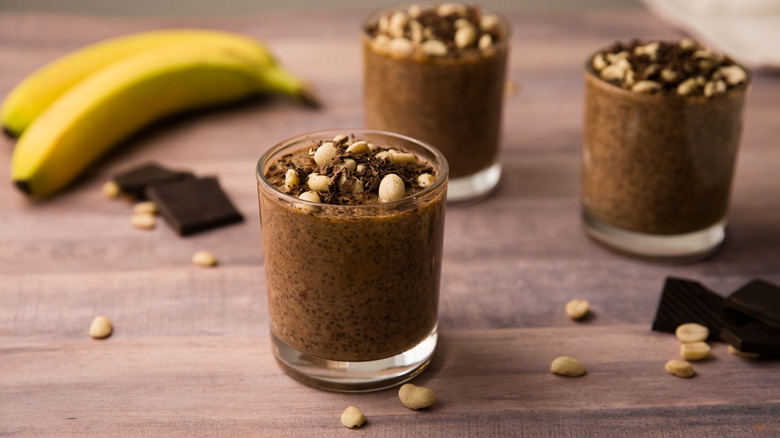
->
[1,0,642,16]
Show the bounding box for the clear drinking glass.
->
[582,51,750,262]
[257,129,448,391]
[362,3,510,202]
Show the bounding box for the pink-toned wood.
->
[1,9,779,437]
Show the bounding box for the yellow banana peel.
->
[8,32,319,197]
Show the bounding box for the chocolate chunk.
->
[145,177,243,236]
[725,279,780,331]
[651,277,728,340]
[113,162,193,199]
[720,322,780,357]
[653,277,780,357]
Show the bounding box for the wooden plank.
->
[2,327,779,436]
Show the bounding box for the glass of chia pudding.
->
[362,3,510,202]
[582,39,750,262]
[256,129,448,391]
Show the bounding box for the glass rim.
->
[256,128,449,209]
[361,2,512,49]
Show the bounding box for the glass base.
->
[447,163,501,203]
[271,327,437,392]
[582,211,726,263]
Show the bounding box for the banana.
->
[1,29,316,138]
[10,35,318,197]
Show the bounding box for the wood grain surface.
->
[1,9,779,437]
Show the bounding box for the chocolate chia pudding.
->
[582,39,750,258]
[362,3,510,200]
[257,130,447,371]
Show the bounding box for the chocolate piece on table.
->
[651,277,728,340]
[725,279,780,331]
[145,176,243,236]
[720,322,780,357]
[113,162,193,199]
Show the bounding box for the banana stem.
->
[3,126,17,139]
[260,66,321,108]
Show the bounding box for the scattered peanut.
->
[307,173,331,193]
[565,299,590,320]
[665,359,695,378]
[478,34,493,50]
[391,151,416,164]
[679,38,698,51]
[298,191,321,203]
[592,53,608,71]
[680,341,710,360]
[388,37,413,56]
[716,65,747,86]
[693,49,723,62]
[408,4,422,18]
[378,174,405,203]
[453,18,470,29]
[660,68,678,82]
[634,42,660,60]
[550,356,587,377]
[133,201,157,215]
[346,140,370,155]
[417,173,436,188]
[340,406,366,429]
[89,315,113,339]
[375,151,393,161]
[420,39,448,57]
[372,34,391,51]
[631,80,662,94]
[313,142,338,166]
[296,191,321,214]
[342,158,358,171]
[284,169,301,190]
[437,3,465,17]
[332,134,349,144]
[675,323,709,343]
[454,24,477,49]
[398,383,436,409]
[480,14,499,32]
[676,77,700,96]
[600,63,628,81]
[703,79,727,97]
[388,11,408,38]
[102,181,120,199]
[192,250,218,268]
[130,212,156,230]
[606,51,629,64]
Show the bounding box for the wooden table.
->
[2,9,779,437]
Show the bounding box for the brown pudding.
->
[583,39,750,235]
[362,3,509,179]
[258,131,447,362]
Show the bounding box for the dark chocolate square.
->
[113,162,193,199]
[725,279,780,331]
[145,177,244,236]
[651,277,728,340]
[720,322,780,357]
